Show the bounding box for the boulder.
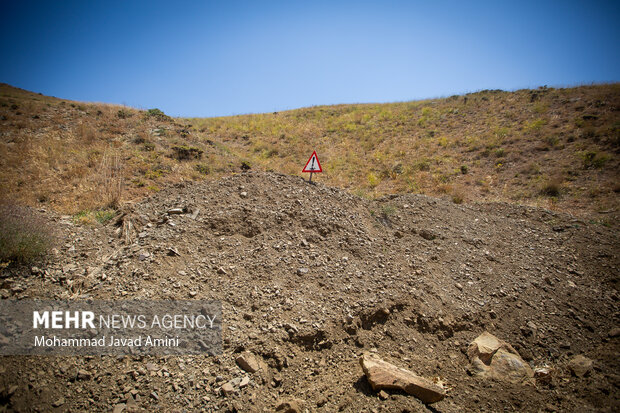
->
[236,352,260,373]
[568,355,593,377]
[359,353,445,404]
[467,332,533,383]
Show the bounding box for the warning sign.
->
[302,151,322,173]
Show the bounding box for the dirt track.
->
[1,171,618,412]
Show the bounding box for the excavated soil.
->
[1,171,618,412]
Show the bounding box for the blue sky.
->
[1,1,618,117]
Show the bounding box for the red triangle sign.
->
[302,151,322,173]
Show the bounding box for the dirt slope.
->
[1,172,618,412]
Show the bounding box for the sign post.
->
[302,151,322,183]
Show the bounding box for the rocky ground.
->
[0,171,618,412]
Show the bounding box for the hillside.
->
[1,172,618,411]
[0,83,619,224]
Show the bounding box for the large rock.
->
[568,355,593,377]
[467,332,533,383]
[236,351,260,373]
[359,353,445,404]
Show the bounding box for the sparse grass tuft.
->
[0,203,54,263]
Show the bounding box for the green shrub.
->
[73,209,116,226]
[195,163,210,175]
[579,151,609,169]
[0,203,54,263]
[145,108,171,121]
[172,145,203,160]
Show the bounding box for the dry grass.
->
[0,82,618,219]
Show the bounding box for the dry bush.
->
[0,202,54,263]
[76,122,97,143]
[98,148,124,209]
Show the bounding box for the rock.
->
[534,367,553,385]
[52,397,65,407]
[378,390,389,400]
[217,267,227,275]
[297,268,309,276]
[167,208,184,215]
[138,251,150,261]
[76,369,91,380]
[275,398,304,412]
[31,266,42,275]
[145,363,158,372]
[236,352,260,373]
[608,328,620,338]
[166,247,181,256]
[239,376,250,388]
[359,353,445,404]
[568,355,593,377]
[221,382,235,396]
[113,403,126,413]
[467,331,533,383]
[240,192,248,198]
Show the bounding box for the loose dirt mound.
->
[1,171,618,412]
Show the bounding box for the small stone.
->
[52,397,65,407]
[166,247,181,256]
[568,355,593,377]
[534,367,553,384]
[189,291,197,297]
[113,403,126,413]
[167,208,184,215]
[221,382,235,396]
[276,398,304,413]
[608,328,620,338]
[138,251,150,261]
[297,268,309,276]
[236,352,260,373]
[146,363,158,372]
[378,390,389,400]
[240,192,248,198]
[217,267,227,275]
[150,391,159,400]
[239,376,250,388]
[77,369,91,380]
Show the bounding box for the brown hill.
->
[1,83,619,224]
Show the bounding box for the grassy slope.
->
[1,83,618,221]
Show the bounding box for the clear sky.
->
[1,1,618,117]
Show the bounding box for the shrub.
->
[460,165,469,174]
[117,109,132,119]
[145,108,171,121]
[0,203,54,263]
[195,163,210,175]
[99,149,124,209]
[540,179,562,197]
[172,145,203,160]
[73,209,116,226]
[579,151,609,169]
